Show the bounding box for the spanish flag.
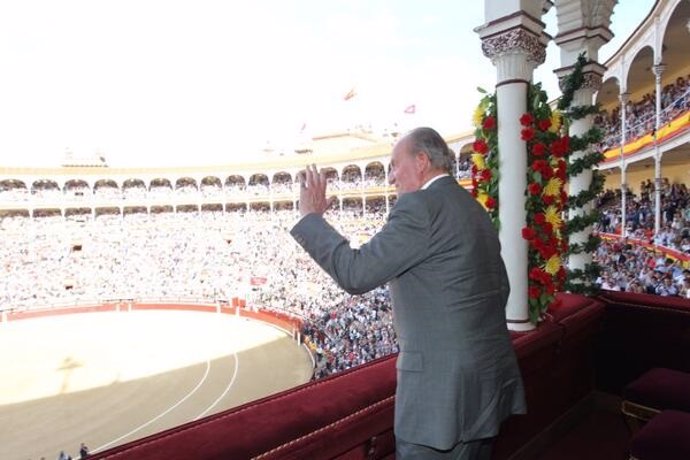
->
[343,87,357,101]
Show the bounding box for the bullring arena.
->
[0,305,313,460]
[2,1,690,458]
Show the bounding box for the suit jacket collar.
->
[421,174,450,190]
[426,175,456,190]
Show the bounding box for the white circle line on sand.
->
[92,358,212,454]
[193,351,239,421]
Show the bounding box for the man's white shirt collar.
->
[421,173,449,190]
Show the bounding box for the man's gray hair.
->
[406,127,454,174]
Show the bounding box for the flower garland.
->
[471,85,569,323]
[470,90,499,227]
[471,55,604,324]
[521,85,569,323]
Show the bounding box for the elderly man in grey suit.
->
[291,127,526,459]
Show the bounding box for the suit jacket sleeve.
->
[290,193,430,295]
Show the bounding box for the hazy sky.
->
[0,0,654,167]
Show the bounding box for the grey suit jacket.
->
[291,176,526,449]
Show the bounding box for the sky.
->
[0,0,654,168]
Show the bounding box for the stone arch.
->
[0,179,28,192]
[122,178,147,198]
[201,176,222,188]
[657,0,690,65]
[271,171,292,185]
[458,142,474,179]
[341,164,362,189]
[31,179,62,194]
[248,173,269,187]
[149,178,173,191]
[64,179,91,197]
[175,177,199,190]
[659,1,690,107]
[364,161,385,186]
[225,175,246,189]
[94,179,119,192]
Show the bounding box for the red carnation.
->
[528,182,542,196]
[480,169,492,181]
[543,195,555,205]
[482,116,496,130]
[485,196,496,209]
[541,242,556,258]
[548,235,559,248]
[529,267,549,284]
[520,113,534,126]
[532,143,546,157]
[560,190,569,204]
[532,159,547,173]
[522,227,536,240]
[473,139,488,154]
[541,167,553,180]
[557,267,567,281]
[538,119,552,131]
[521,128,535,141]
[551,136,570,158]
[528,285,540,299]
[534,213,546,225]
[529,267,541,281]
[532,238,543,250]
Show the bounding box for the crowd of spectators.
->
[595,179,689,249]
[2,167,689,378]
[594,239,690,297]
[594,178,690,297]
[595,74,690,152]
[0,207,396,378]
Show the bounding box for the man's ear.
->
[415,151,429,172]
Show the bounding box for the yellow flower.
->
[549,110,562,133]
[471,153,486,170]
[544,255,561,275]
[472,105,485,128]
[545,205,562,227]
[543,178,563,197]
[476,192,489,208]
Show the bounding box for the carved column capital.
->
[555,61,606,93]
[652,63,666,81]
[480,28,547,83]
[481,28,546,65]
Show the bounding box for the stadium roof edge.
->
[0,132,474,176]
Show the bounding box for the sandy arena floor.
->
[0,310,314,460]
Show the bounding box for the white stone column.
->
[652,63,665,235]
[478,23,548,331]
[552,0,614,276]
[567,85,595,271]
[619,92,630,237]
[555,65,605,276]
